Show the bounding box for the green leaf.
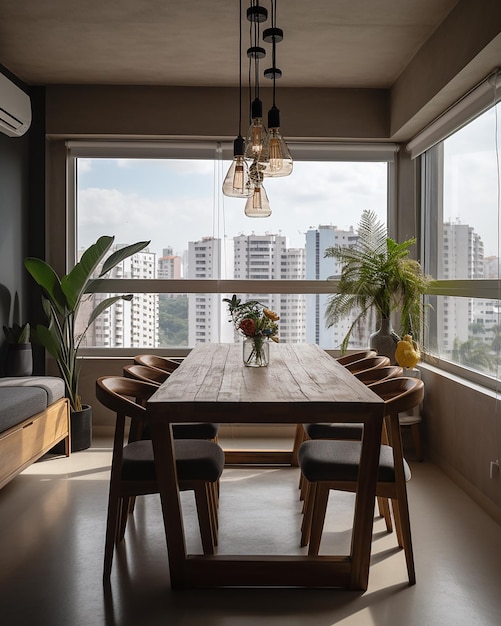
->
[24,258,67,316]
[87,294,133,327]
[99,240,151,276]
[62,235,114,311]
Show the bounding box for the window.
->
[420,98,501,386]
[69,141,393,350]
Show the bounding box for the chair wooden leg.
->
[300,480,315,547]
[193,483,216,555]
[292,424,306,467]
[393,495,416,584]
[103,485,121,581]
[391,498,404,547]
[308,483,330,556]
[377,496,393,532]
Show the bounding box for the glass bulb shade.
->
[244,184,271,218]
[244,118,269,162]
[222,155,253,197]
[262,128,293,177]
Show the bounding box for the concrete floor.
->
[0,438,500,626]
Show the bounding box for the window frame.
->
[64,139,397,356]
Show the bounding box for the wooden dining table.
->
[146,342,384,590]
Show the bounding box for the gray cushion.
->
[298,439,411,483]
[0,387,47,434]
[0,376,65,405]
[122,439,225,483]
[304,422,363,441]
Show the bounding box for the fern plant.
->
[324,210,431,353]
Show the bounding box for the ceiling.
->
[0,0,460,89]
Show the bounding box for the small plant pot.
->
[6,343,33,377]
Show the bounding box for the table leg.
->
[151,419,187,588]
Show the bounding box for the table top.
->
[147,343,383,423]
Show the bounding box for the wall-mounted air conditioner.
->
[0,72,31,137]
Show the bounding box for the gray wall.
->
[0,81,45,375]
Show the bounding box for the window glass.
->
[76,154,388,349]
[423,103,501,383]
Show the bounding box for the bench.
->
[0,376,70,489]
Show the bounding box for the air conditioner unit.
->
[0,72,31,137]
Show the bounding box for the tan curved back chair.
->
[335,350,377,366]
[123,363,170,385]
[96,376,224,581]
[354,365,403,385]
[299,376,424,585]
[134,354,182,373]
[123,363,219,441]
[344,354,390,374]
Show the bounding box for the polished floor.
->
[0,437,500,626]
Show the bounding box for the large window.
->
[70,141,393,350]
[421,100,501,385]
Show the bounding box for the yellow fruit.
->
[395,334,420,369]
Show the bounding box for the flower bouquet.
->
[223,295,279,367]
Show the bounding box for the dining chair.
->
[296,365,403,528]
[344,354,390,374]
[298,376,424,585]
[123,363,219,441]
[96,375,225,581]
[335,350,377,366]
[134,353,183,373]
[354,364,403,385]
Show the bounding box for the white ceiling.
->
[0,0,460,88]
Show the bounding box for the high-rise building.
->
[80,245,158,347]
[158,246,182,280]
[233,233,306,343]
[186,237,224,344]
[439,221,485,354]
[305,224,360,349]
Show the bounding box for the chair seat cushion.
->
[298,439,411,483]
[172,422,219,439]
[304,422,362,441]
[122,439,224,483]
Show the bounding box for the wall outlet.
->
[489,460,500,479]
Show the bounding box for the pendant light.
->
[244,1,269,164]
[245,165,271,217]
[222,0,253,198]
[262,0,292,177]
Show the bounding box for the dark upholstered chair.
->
[96,376,224,581]
[123,363,219,441]
[298,376,424,585]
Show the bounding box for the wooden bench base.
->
[0,398,70,490]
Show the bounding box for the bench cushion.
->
[0,376,65,405]
[0,387,48,434]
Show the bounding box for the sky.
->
[77,159,388,258]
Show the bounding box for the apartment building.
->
[234,233,306,342]
[305,224,360,349]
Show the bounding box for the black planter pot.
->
[5,343,33,376]
[51,404,92,453]
[70,405,93,452]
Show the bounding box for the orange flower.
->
[263,308,279,321]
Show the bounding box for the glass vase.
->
[243,336,269,367]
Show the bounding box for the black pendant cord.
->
[238,0,243,137]
[271,0,276,108]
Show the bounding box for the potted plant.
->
[324,210,431,362]
[24,235,150,451]
[2,322,32,376]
